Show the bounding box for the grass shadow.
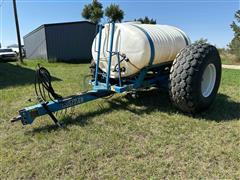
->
[0,62,61,89]
[31,89,239,133]
[196,93,240,122]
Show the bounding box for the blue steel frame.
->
[12,22,169,126]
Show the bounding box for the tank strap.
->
[175,29,190,46]
[132,25,155,66]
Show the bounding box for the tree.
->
[105,4,124,23]
[194,38,208,44]
[135,16,156,24]
[82,4,92,20]
[81,0,103,24]
[228,10,240,59]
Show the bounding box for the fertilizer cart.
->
[11,22,222,127]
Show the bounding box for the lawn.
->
[0,60,239,179]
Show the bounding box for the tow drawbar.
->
[11,115,22,123]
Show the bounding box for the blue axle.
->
[11,22,170,126]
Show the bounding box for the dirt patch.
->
[222,65,240,70]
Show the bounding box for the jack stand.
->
[40,102,62,128]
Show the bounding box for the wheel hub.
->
[201,63,216,97]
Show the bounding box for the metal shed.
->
[23,21,97,62]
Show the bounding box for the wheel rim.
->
[201,63,216,97]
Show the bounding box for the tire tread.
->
[169,43,221,113]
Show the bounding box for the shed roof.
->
[24,21,96,39]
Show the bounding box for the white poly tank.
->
[92,22,191,78]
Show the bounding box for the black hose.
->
[34,64,62,102]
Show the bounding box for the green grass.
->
[0,60,239,179]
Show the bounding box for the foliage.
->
[228,10,240,60]
[194,38,208,44]
[105,4,124,23]
[220,52,240,65]
[81,0,103,24]
[217,48,227,54]
[81,4,92,20]
[135,16,157,24]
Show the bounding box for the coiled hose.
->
[34,64,62,102]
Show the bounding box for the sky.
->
[0,0,239,48]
